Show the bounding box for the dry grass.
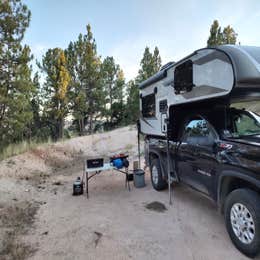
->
[0,139,53,161]
[0,201,39,260]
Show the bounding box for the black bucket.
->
[133,169,145,188]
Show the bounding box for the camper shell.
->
[139,45,260,139]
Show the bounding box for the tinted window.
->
[229,109,260,137]
[142,94,156,118]
[184,118,215,146]
[193,49,233,92]
[174,60,193,94]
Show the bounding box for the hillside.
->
[0,126,140,180]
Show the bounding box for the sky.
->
[23,0,260,81]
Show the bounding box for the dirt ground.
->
[0,126,257,260]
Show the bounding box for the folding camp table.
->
[84,162,131,198]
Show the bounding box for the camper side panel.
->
[140,80,174,137]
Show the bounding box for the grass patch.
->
[0,201,39,260]
[0,139,53,161]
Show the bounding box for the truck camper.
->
[139,45,260,257]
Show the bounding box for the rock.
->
[52,181,62,186]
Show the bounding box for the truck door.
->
[177,117,218,197]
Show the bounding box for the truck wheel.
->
[224,189,260,258]
[150,158,167,191]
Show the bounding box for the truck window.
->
[183,118,215,146]
[141,93,156,118]
[230,110,260,137]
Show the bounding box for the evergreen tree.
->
[207,20,223,47]
[223,25,237,44]
[65,41,87,134]
[101,56,121,126]
[39,48,70,140]
[30,72,42,138]
[137,46,162,83]
[152,47,162,72]
[66,24,104,134]
[125,46,161,124]
[207,20,237,47]
[0,0,34,149]
[125,80,139,124]
[137,47,154,82]
[111,69,125,126]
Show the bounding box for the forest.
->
[0,0,238,156]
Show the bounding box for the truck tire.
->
[224,188,260,258]
[150,158,167,191]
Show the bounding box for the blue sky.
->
[23,0,260,80]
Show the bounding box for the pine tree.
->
[207,20,237,47]
[223,25,237,44]
[152,47,162,72]
[30,72,42,139]
[65,41,87,134]
[137,47,154,82]
[125,46,162,124]
[39,48,70,140]
[137,46,162,83]
[101,56,119,125]
[125,80,139,124]
[66,24,104,134]
[0,0,34,149]
[207,20,223,47]
[112,69,125,126]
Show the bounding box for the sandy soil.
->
[0,126,257,260]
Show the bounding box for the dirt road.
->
[0,127,256,259]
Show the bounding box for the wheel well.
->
[219,176,260,213]
[149,152,159,165]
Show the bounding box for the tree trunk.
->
[89,113,93,134]
[78,118,84,136]
[58,119,64,139]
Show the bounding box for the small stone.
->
[53,181,62,186]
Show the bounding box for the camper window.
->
[193,49,233,92]
[142,94,156,118]
[174,60,193,94]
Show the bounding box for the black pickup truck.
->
[145,104,260,257]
